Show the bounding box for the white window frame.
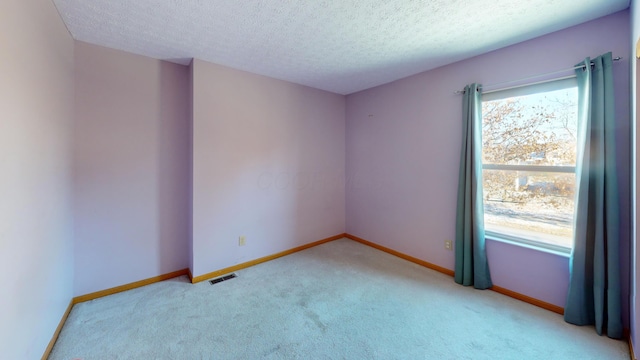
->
[481,77,578,254]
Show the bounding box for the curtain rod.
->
[454,56,622,95]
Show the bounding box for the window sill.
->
[485,233,571,258]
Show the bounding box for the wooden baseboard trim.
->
[191,233,346,283]
[490,285,564,315]
[41,299,73,360]
[344,233,455,276]
[630,334,637,360]
[345,233,567,315]
[73,268,190,304]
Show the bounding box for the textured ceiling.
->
[52,0,629,95]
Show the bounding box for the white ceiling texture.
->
[53,0,629,95]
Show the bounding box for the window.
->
[481,78,578,252]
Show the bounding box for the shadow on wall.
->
[156,62,190,273]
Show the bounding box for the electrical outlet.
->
[445,239,453,251]
[239,236,246,246]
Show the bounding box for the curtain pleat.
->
[455,83,492,290]
[564,52,622,339]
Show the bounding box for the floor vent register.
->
[209,273,237,285]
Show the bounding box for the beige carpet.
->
[49,238,630,359]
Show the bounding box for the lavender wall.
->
[346,11,631,321]
[0,0,74,358]
[630,0,639,355]
[74,42,190,296]
[191,59,346,278]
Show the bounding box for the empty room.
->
[3,0,640,359]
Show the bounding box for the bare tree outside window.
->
[481,83,578,250]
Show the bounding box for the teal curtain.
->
[455,83,492,290]
[564,53,622,339]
